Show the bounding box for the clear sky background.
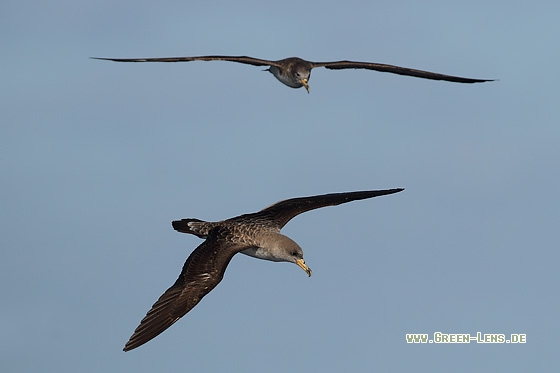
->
[2,1,559,372]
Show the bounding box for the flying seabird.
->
[123,188,404,351]
[91,55,493,93]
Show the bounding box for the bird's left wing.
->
[234,189,404,229]
[312,60,493,83]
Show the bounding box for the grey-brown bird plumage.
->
[91,55,493,93]
[123,188,404,351]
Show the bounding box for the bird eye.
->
[291,251,298,257]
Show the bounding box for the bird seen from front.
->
[123,188,404,351]
[91,55,493,93]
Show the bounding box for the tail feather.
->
[171,218,208,238]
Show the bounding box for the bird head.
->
[294,70,310,93]
[259,232,312,276]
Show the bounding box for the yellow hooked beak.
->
[301,78,310,94]
[296,258,312,277]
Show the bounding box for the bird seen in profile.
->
[123,188,404,351]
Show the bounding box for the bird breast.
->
[267,66,302,88]
[240,247,284,262]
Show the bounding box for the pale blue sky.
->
[1,1,559,372]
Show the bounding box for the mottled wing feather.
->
[123,236,249,351]
[311,60,493,83]
[235,189,404,229]
[91,55,278,67]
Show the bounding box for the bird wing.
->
[91,55,278,67]
[311,60,493,83]
[235,189,404,229]
[123,235,249,351]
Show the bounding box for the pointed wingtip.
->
[384,188,405,194]
[474,78,496,83]
[123,341,134,352]
[377,188,404,197]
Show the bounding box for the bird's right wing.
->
[123,235,249,351]
[91,55,277,67]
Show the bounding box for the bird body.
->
[123,189,404,351]
[91,54,493,93]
